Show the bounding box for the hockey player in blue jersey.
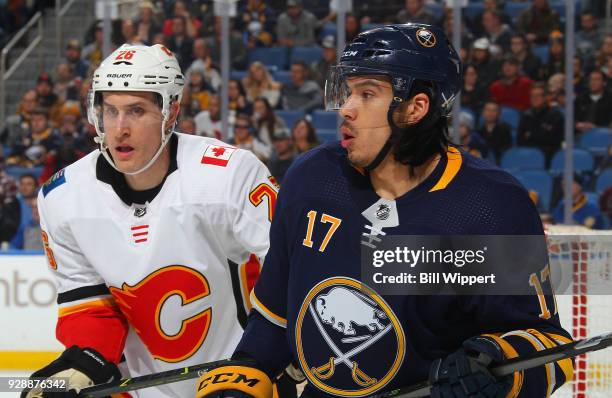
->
[195,24,573,398]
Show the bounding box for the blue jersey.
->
[237,143,573,398]
[553,194,606,229]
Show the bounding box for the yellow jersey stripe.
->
[58,297,117,318]
[429,147,462,192]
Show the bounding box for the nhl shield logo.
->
[415,28,436,48]
[295,277,405,396]
[375,204,391,221]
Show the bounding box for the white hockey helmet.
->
[88,43,185,175]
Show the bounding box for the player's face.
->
[101,92,165,174]
[339,76,393,167]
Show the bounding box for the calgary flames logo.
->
[110,266,211,363]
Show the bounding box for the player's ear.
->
[392,93,430,127]
[167,100,181,127]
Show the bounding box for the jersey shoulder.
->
[175,133,271,199]
[39,150,99,203]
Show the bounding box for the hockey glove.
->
[429,336,515,398]
[21,345,120,398]
[195,362,274,398]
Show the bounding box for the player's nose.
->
[339,99,357,121]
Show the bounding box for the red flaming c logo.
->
[110,266,212,363]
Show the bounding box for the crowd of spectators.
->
[1,0,612,248]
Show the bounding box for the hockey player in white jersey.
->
[22,44,280,398]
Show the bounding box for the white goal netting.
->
[547,226,612,398]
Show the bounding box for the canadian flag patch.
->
[201,145,237,167]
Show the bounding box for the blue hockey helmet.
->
[325,23,461,116]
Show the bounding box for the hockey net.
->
[547,226,612,398]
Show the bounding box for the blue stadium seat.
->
[276,110,305,130]
[320,22,337,40]
[317,128,338,144]
[584,191,599,204]
[248,47,289,70]
[312,110,338,130]
[499,106,520,131]
[290,46,323,65]
[500,147,546,171]
[274,70,292,85]
[504,2,528,21]
[424,3,444,21]
[463,3,484,21]
[532,45,550,64]
[5,166,43,181]
[513,170,554,211]
[550,149,595,174]
[596,169,612,194]
[230,71,248,81]
[579,128,612,157]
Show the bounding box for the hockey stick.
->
[375,332,612,398]
[78,358,255,398]
[78,332,612,398]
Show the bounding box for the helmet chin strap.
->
[363,101,402,172]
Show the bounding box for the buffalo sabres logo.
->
[415,28,436,48]
[296,277,405,396]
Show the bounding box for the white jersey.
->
[38,133,278,397]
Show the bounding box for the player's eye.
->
[103,107,118,117]
[130,107,145,116]
[361,91,375,100]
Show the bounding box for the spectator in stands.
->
[75,121,97,155]
[461,64,488,113]
[35,74,64,127]
[517,83,564,164]
[162,0,199,39]
[553,175,606,229]
[82,21,104,69]
[267,128,295,184]
[490,56,533,111]
[539,30,565,81]
[396,0,436,25]
[120,19,144,46]
[242,61,282,108]
[194,95,230,139]
[39,123,85,183]
[179,118,196,135]
[477,101,512,163]
[573,55,588,94]
[64,39,90,79]
[186,38,221,92]
[345,12,362,43]
[480,9,513,55]
[21,196,43,250]
[470,38,499,89]
[599,186,612,225]
[0,164,20,248]
[291,118,320,153]
[54,63,79,102]
[229,113,271,162]
[441,6,474,50]
[1,90,37,149]
[237,0,277,48]
[312,35,337,89]
[576,11,603,63]
[515,0,560,45]
[252,97,287,149]
[166,15,194,70]
[594,34,612,71]
[228,79,251,115]
[135,1,161,46]
[0,0,30,37]
[353,0,402,24]
[575,70,612,133]
[469,0,512,39]
[547,73,566,108]
[10,108,62,167]
[206,17,248,70]
[9,173,38,249]
[187,70,214,115]
[510,34,541,81]
[458,111,488,158]
[276,0,318,47]
[281,61,323,113]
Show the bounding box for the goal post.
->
[547,226,612,397]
